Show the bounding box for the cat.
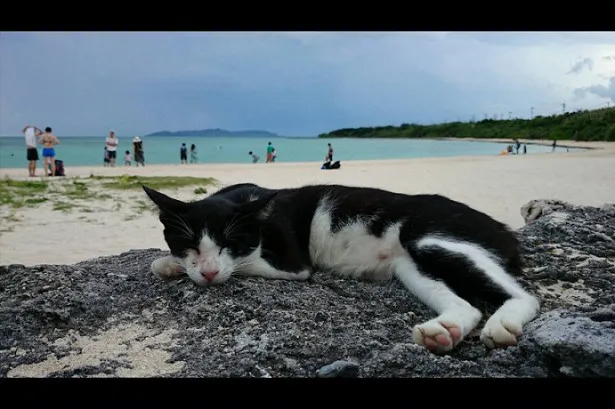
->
[143,182,540,354]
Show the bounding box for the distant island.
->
[318,107,615,142]
[145,128,280,138]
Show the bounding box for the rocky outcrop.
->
[1,200,614,378]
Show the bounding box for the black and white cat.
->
[143,183,540,354]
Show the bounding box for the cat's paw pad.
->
[480,316,523,349]
[413,319,463,354]
[151,258,185,280]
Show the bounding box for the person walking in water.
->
[39,127,60,176]
[23,124,43,177]
[106,130,119,167]
[266,142,275,163]
[325,143,334,162]
[180,143,188,164]
[190,144,198,164]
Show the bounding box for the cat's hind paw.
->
[480,316,522,349]
[413,319,464,354]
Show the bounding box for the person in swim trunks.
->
[23,124,43,177]
[39,127,60,176]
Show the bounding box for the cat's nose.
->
[202,270,219,282]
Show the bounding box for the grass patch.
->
[0,177,49,209]
[24,197,49,207]
[89,174,218,191]
[194,187,208,195]
[52,200,78,212]
[131,199,154,215]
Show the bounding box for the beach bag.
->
[48,159,65,176]
[321,160,341,170]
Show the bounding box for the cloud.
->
[567,57,594,75]
[574,77,615,102]
[1,32,615,136]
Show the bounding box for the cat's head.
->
[143,185,276,287]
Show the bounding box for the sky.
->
[1,31,614,137]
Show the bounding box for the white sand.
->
[1,140,614,266]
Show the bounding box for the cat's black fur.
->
[144,182,522,308]
[145,182,542,352]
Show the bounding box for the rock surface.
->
[1,200,614,378]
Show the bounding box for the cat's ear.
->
[237,191,278,219]
[142,185,189,213]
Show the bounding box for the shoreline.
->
[1,144,615,266]
[1,137,614,179]
[2,137,611,173]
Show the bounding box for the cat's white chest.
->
[308,203,404,280]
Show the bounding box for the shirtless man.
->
[38,127,60,176]
[22,125,43,177]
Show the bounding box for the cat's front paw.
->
[413,318,464,354]
[151,256,185,280]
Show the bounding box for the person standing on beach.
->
[23,124,43,177]
[180,143,188,164]
[133,136,145,167]
[325,143,334,162]
[266,142,274,163]
[38,127,60,177]
[190,144,198,164]
[106,130,119,167]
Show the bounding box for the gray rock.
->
[316,360,360,378]
[1,201,614,378]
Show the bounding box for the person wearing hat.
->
[133,136,145,167]
[105,130,119,167]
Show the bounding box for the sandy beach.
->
[1,140,614,266]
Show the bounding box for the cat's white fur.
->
[152,196,540,352]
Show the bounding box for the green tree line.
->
[318,107,615,142]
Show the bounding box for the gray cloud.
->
[602,56,615,61]
[568,57,594,75]
[1,32,614,137]
[574,77,615,102]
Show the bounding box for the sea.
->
[0,136,577,169]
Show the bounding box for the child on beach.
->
[124,150,132,166]
[249,151,260,163]
[103,146,110,166]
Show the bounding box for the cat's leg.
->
[150,255,186,280]
[414,236,540,350]
[392,256,483,354]
[239,256,312,281]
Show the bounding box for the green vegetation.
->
[88,174,218,191]
[0,175,218,229]
[0,178,49,209]
[318,107,615,142]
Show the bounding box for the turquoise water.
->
[0,136,574,169]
